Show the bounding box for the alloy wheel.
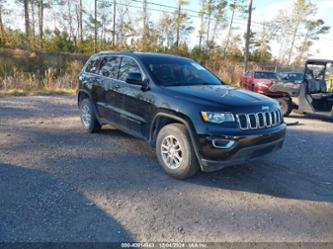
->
[161,135,183,169]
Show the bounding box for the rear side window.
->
[99,56,121,78]
[85,57,101,74]
[119,57,141,82]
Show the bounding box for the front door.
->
[112,56,155,139]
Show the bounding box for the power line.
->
[116,1,263,29]
[127,0,265,26]
[114,1,333,45]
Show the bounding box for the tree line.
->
[0,0,331,67]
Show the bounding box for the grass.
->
[0,48,249,97]
[0,88,76,97]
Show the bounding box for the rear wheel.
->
[79,98,101,133]
[156,123,199,179]
[278,97,293,117]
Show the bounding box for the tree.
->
[250,32,273,64]
[0,0,10,37]
[286,0,317,64]
[200,0,228,48]
[36,0,51,47]
[98,0,112,43]
[47,28,75,52]
[24,0,30,38]
[112,0,116,47]
[158,13,174,48]
[94,0,97,52]
[141,0,149,50]
[175,0,188,48]
[79,0,83,40]
[294,19,330,66]
[16,0,31,40]
[30,0,37,37]
[198,0,206,50]
[116,2,129,46]
[211,1,227,45]
[204,0,213,47]
[223,0,247,55]
[244,0,253,72]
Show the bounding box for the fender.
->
[77,89,93,106]
[149,112,203,167]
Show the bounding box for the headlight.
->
[201,112,235,124]
[257,82,270,88]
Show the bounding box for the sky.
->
[7,0,333,60]
[181,0,333,60]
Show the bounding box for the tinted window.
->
[85,57,101,74]
[254,72,278,80]
[287,73,304,81]
[99,56,121,78]
[119,57,141,82]
[142,57,221,86]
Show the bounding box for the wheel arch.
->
[149,111,202,164]
[77,89,93,106]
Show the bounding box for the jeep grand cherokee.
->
[77,51,286,179]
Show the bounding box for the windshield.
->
[142,57,222,86]
[254,72,278,80]
[286,73,304,82]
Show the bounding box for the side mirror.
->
[126,72,143,85]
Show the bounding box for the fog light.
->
[212,139,236,149]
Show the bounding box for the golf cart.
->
[270,59,333,119]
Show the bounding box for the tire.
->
[156,123,199,179]
[278,97,293,117]
[79,98,101,133]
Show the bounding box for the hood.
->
[253,78,275,83]
[165,84,277,111]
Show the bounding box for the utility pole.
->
[94,0,97,53]
[243,0,253,72]
[112,0,116,47]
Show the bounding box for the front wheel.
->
[278,97,293,117]
[156,123,199,179]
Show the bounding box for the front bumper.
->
[196,125,286,172]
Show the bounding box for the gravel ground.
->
[0,95,332,242]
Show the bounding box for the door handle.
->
[113,84,120,89]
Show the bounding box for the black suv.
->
[77,51,286,178]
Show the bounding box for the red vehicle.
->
[240,71,292,116]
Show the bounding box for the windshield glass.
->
[287,73,304,81]
[254,72,278,80]
[142,57,222,86]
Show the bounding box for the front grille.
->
[236,110,282,130]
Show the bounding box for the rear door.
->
[97,55,122,123]
[81,56,104,116]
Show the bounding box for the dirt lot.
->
[0,95,332,242]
